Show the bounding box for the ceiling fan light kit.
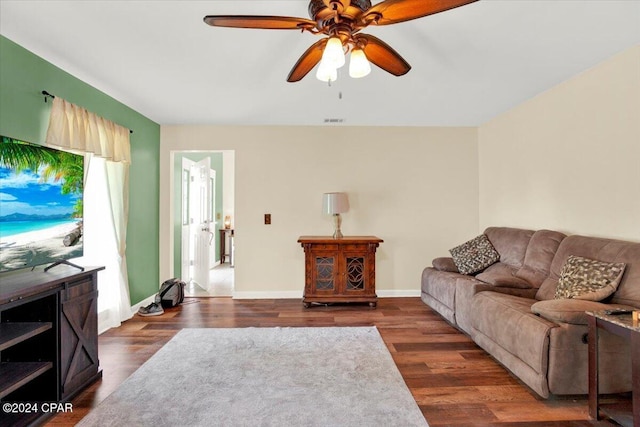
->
[349,48,371,78]
[322,36,347,69]
[204,0,478,83]
[316,61,339,82]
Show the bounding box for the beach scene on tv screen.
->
[0,137,83,272]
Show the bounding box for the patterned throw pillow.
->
[554,255,626,301]
[449,234,500,275]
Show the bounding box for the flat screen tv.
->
[0,136,84,272]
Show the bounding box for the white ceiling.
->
[1,1,639,127]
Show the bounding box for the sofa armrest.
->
[473,273,535,294]
[458,279,534,296]
[481,286,539,299]
[531,300,636,325]
[487,278,533,289]
[432,257,459,273]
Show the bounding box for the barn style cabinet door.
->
[59,272,100,400]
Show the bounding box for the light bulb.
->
[349,48,371,78]
[316,60,338,82]
[321,37,345,69]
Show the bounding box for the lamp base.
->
[332,214,343,239]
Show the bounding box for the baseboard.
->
[232,290,421,299]
[125,290,421,305]
[377,290,421,297]
[232,291,302,299]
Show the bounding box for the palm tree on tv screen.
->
[0,136,83,217]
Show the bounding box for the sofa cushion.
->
[476,263,532,289]
[484,227,534,268]
[516,230,566,287]
[554,255,626,301]
[449,234,500,275]
[472,292,555,375]
[536,235,640,305]
[609,243,640,308]
[531,299,614,325]
[421,268,459,311]
[432,257,459,273]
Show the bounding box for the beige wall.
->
[479,46,640,240]
[160,46,639,298]
[160,126,478,296]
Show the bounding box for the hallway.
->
[185,263,233,297]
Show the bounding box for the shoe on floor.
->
[138,302,164,317]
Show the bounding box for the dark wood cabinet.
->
[298,236,383,308]
[60,274,100,400]
[0,266,103,426]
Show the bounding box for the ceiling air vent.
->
[324,118,345,124]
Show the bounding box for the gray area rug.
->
[78,327,428,427]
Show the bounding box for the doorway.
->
[172,151,235,297]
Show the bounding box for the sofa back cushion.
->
[484,227,534,269]
[535,235,640,307]
[515,230,566,287]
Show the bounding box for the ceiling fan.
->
[204,0,478,83]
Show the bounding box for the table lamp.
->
[323,192,349,239]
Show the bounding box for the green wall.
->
[0,35,160,305]
[173,152,224,278]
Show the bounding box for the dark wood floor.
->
[47,297,621,426]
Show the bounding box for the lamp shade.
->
[316,61,338,82]
[321,37,346,69]
[323,192,349,215]
[349,48,371,78]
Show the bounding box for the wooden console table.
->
[298,236,383,308]
[587,310,639,427]
[0,266,103,426]
[219,228,234,265]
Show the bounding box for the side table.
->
[587,310,639,427]
[219,228,234,265]
[298,236,383,308]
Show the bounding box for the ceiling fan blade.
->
[362,0,478,26]
[204,15,317,30]
[357,34,411,76]
[287,39,328,83]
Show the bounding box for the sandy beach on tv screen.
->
[0,222,83,271]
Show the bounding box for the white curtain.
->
[46,97,132,332]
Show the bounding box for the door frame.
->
[168,150,234,282]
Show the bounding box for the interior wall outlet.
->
[264,214,271,225]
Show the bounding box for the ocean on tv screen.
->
[0,137,84,271]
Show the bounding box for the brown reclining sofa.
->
[421,227,639,398]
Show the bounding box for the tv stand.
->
[0,265,103,426]
[44,259,85,272]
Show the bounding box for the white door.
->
[182,157,216,290]
[181,158,194,283]
[190,158,213,290]
[208,168,217,269]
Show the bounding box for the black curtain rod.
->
[42,90,134,134]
